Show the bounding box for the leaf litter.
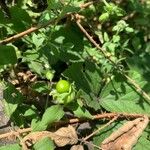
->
[101,116,149,150]
[20,125,78,150]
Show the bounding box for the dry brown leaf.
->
[51,125,78,147]
[20,125,78,149]
[101,116,149,150]
[70,145,84,150]
[20,131,53,150]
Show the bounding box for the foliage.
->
[0,0,150,149]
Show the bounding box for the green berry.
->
[56,80,70,94]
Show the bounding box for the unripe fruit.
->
[56,80,70,94]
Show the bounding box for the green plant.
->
[56,79,70,93]
[0,0,150,149]
[45,70,54,81]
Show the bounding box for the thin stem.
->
[102,0,109,6]
[83,116,118,141]
[75,16,150,104]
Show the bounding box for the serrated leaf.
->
[3,83,24,117]
[60,5,80,17]
[9,6,32,32]
[32,105,64,131]
[47,0,62,10]
[68,102,93,119]
[28,61,44,76]
[63,61,102,110]
[33,137,55,150]
[100,71,150,114]
[50,24,84,62]
[0,45,17,65]
[23,49,39,61]
[32,82,49,93]
[32,33,45,49]
[112,35,120,43]
[23,105,37,118]
[133,131,150,150]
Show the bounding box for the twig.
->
[0,128,31,139]
[0,19,56,45]
[79,140,102,149]
[80,1,94,9]
[75,16,150,103]
[0,1,94,45]
[0,113,146,140]
[83,116,118,141]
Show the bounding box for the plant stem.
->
[102,0,109,6]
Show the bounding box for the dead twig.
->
[80,1,94,9]
[0,128,31,139]
[0,19,56,45]
[0,113,146,140]
[0,1,94,45]
[83,116,118,141]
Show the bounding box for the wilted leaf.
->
[51,125,78,147]
[101,116,149,150]
[70,145,84,150]
[20,131,53,150]
[21,126,78,149]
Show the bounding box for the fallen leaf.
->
[101,116,149,150]
[70,145,84,150]
[20,125,78,149]
[51,125,78,147]
[20,131,52,150]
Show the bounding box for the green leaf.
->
[23,49,39,61]
[99,13,109,22]
[23,105,38,118]
[50,23,84,62]
[3,83,24,117]
[60,5,80,17]
[63,61,102,110]
[112,35,120,43]
[28,61,44,76]
[68,101,93,119]
[32,33,45,49]
[9,6,32,32]
[125,27,134,33]
[0,45,17,65]
[32,82,49,93]
[133,131,150,150]
[0,144,21,150]
[33,137,55,150]
[103,32,110,42]
[32,105,64,131]
[100,71,150,114]
[132,37,141,50]
[47,0,62,10]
